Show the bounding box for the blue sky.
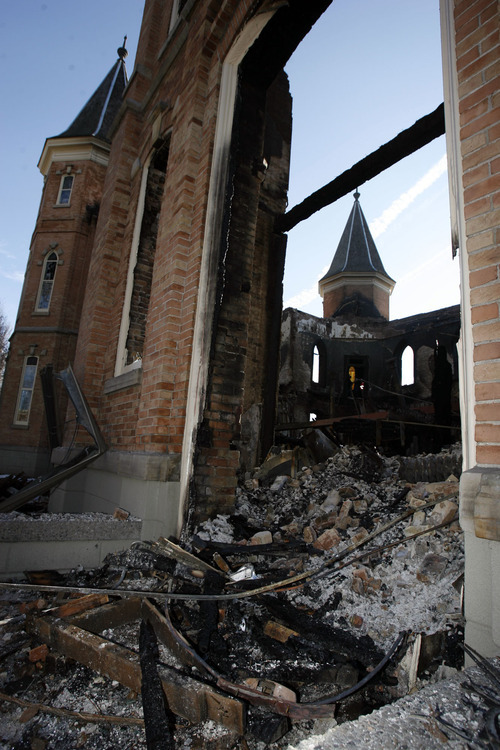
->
[0,0,460,332]
[284,0,460,320]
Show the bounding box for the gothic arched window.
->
[401,345,415,386]
[36,251,58,311]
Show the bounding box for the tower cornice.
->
[38,136,111,177]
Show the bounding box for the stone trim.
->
[460,467,500,541]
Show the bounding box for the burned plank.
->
[278,104,445,233]
[69,595,141,634]
[139,619,174,749]
[29,612,246,734]
[50,593,109,619]
[192,535,312,558]
[152,537,226,577]
[0,689,145,727]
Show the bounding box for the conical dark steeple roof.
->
[55,42,129,142]
[320,192,393,282]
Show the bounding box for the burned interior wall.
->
[278,305,460,453]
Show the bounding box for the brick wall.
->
[454,0,500,466]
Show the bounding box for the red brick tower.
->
[0,45,129,476]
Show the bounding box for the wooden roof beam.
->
[277,103,445,233]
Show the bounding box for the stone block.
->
[313,527,341,551]
[429,500,458,526]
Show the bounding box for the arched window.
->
[312,345,320,384]
[15,356,38,424]
[401,345,415,386]
[36,251,58,311]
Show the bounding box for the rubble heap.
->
[0,442,488,750]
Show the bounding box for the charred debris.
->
[0,435,493,749]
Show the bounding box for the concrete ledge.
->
[0,512,142,542]
[48,467,181,541]
[0,513,142,576]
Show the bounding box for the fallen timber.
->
[29,598,246,734]
[26,594,406,725]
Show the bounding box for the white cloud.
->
[1,271,24,283]
[369,155,447,239]
[283,264,329,309]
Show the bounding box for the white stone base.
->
[49,466,180,542]
[460,467,500,657]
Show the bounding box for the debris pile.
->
[0,442,491,750]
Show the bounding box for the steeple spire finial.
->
[118,36,128,61]
[354,189,360,201]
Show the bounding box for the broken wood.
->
[152,537,226,577]
[28,643,49,663]
[50,593,109,618]
[29,608,246,734]
[263,620,299,643]
[278,104,445,232]
[139,619,174,749]
[69,595,141,634]
[0,689,145,727]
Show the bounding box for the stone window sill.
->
[104,367,142,394]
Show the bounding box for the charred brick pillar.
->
[192,71,291,521]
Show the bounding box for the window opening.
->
[15,356,38,424]
[116,140,170,374]
[401,345,414,386]
[169,0,188,31]
[57,174,74,205]
[346,358,367,397]
[36,251,58,311]
[312,345,320,384]
[348,365,356,390]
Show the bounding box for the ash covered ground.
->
[1,443,497,749]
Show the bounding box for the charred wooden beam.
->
[278,104,445,233]
[139,619,174,750]
[30,611,246,734]
[69,596,141,633]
